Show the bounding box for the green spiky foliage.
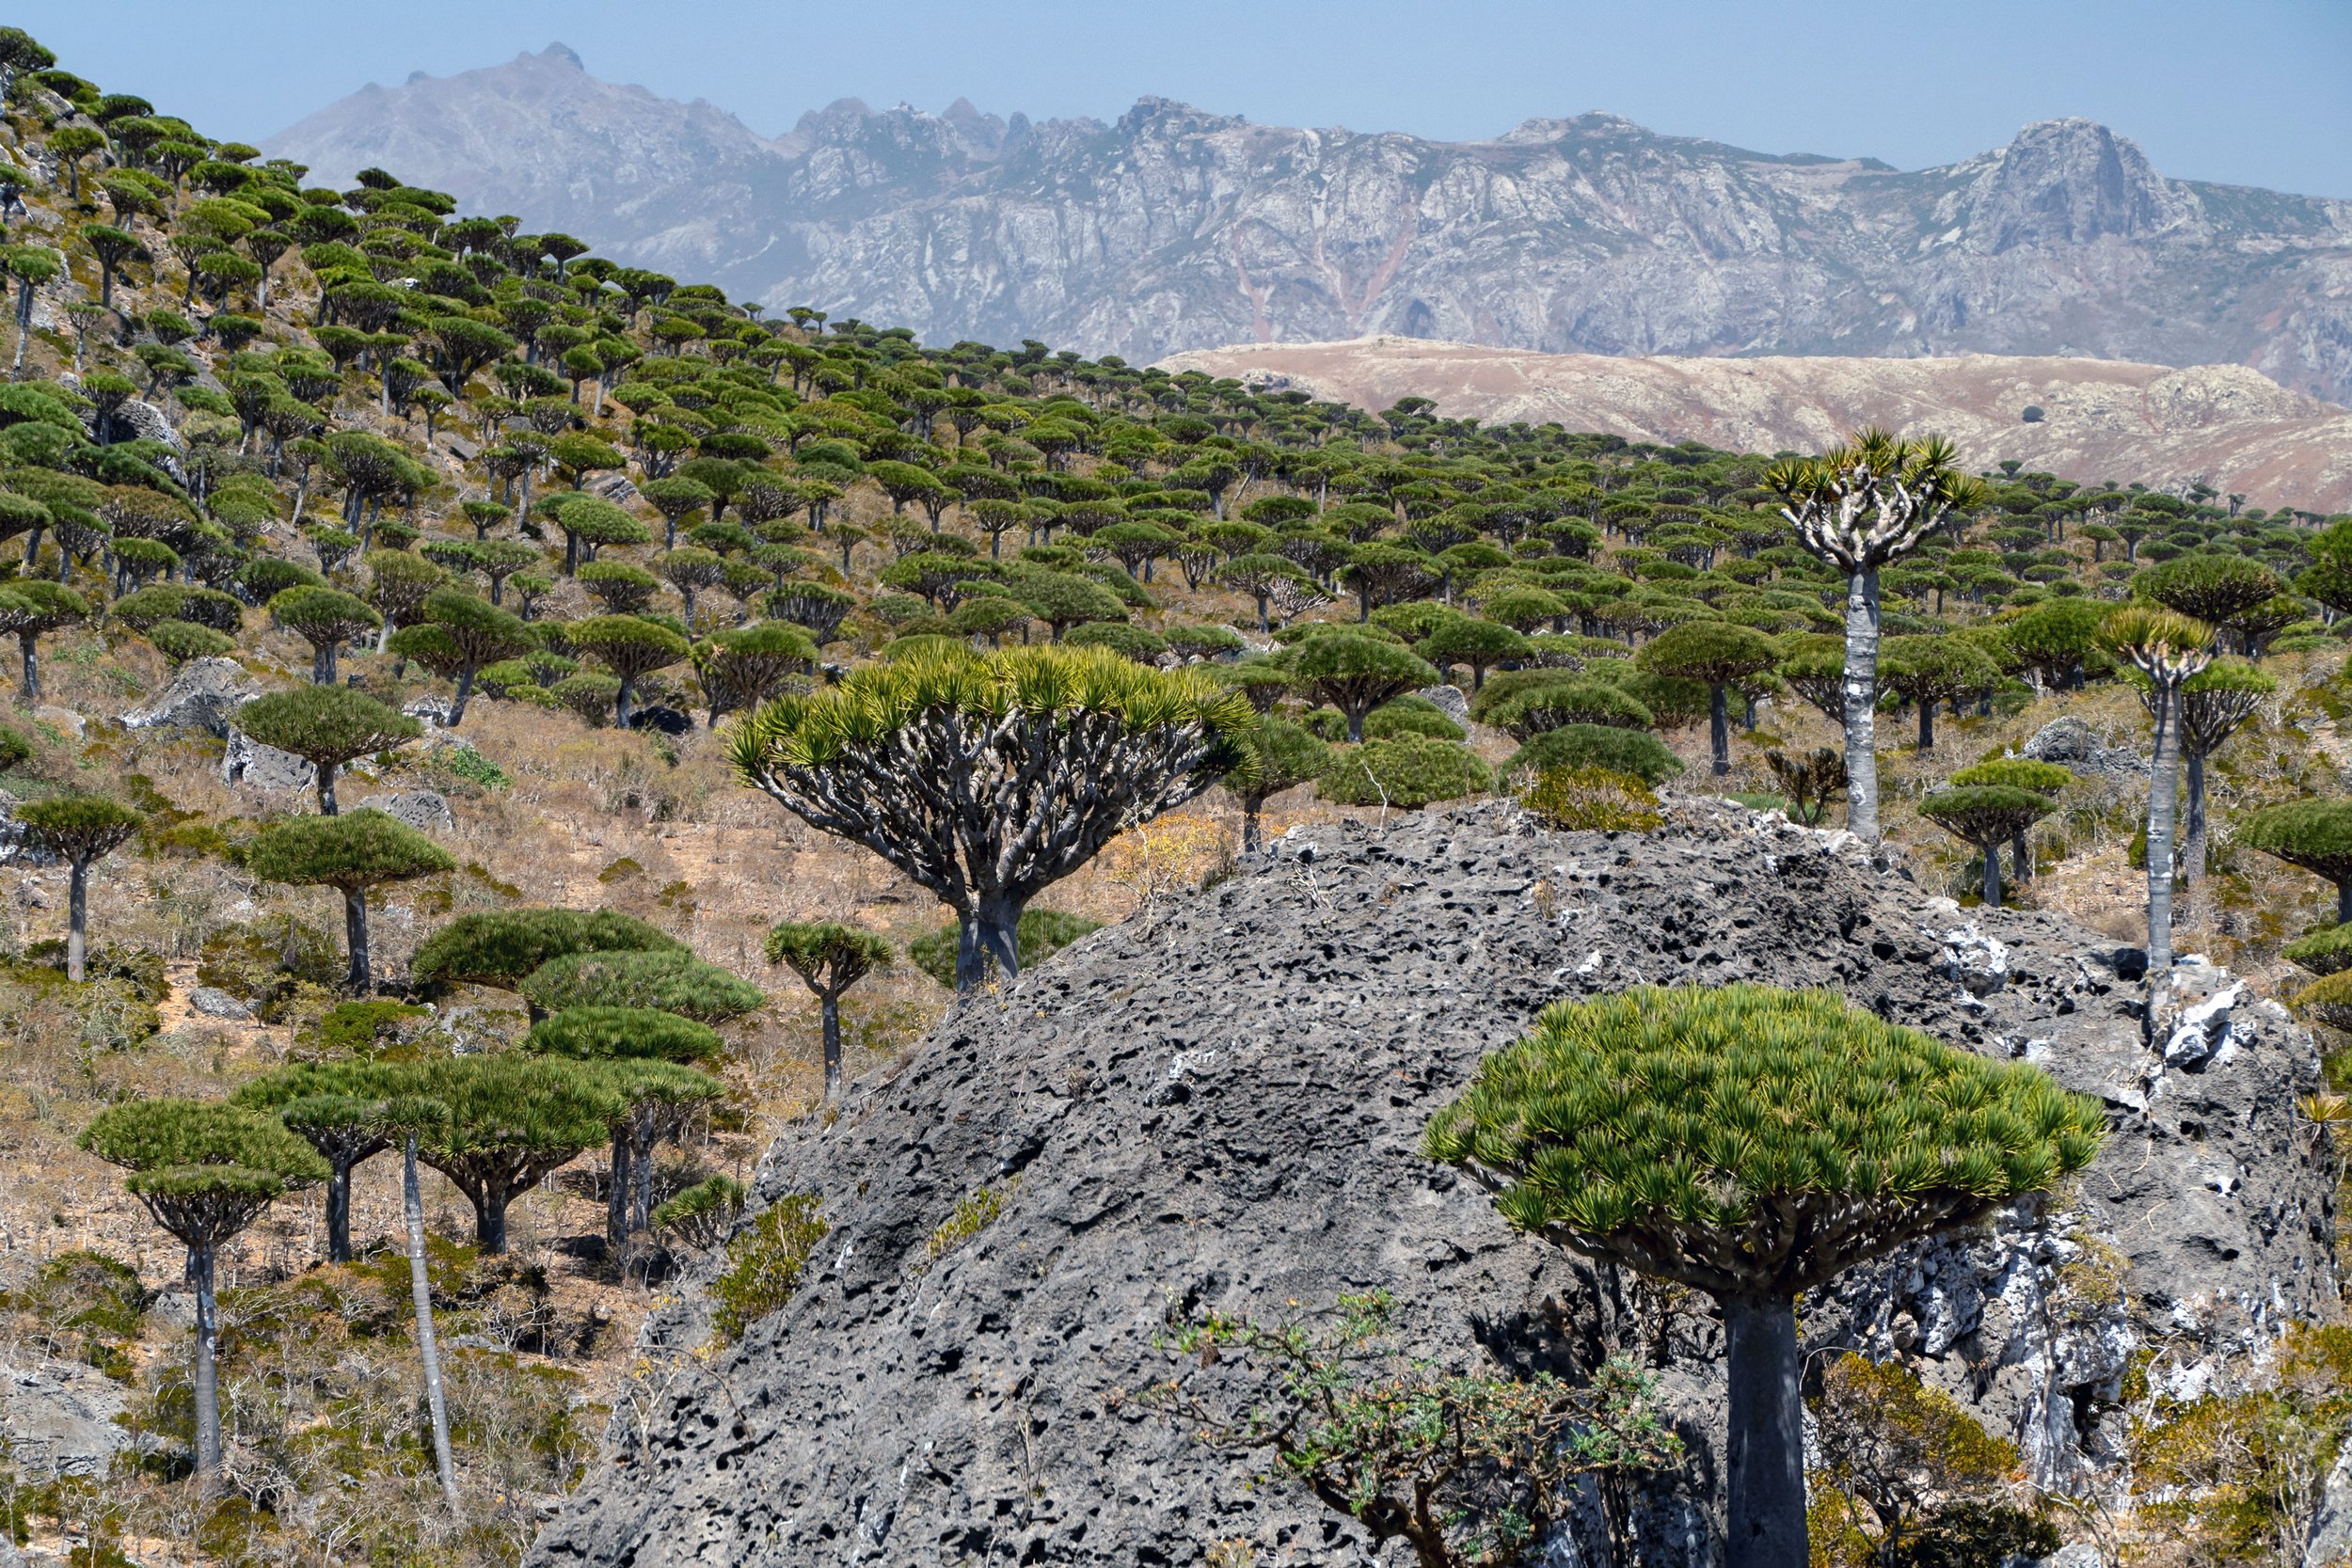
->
[1635,620,1776,776]
[694,622,815,722]
[1362,694,1466,742]
[80,1100,327,1494]
[1290,632,1439,743]
[241,808,455,991]
[1422,984,2102,1568]
[525,1005,723,1062]
[518,946,765,1023]
[412,1053,621,1254]
[1503,724,1684,787]
[765,921,892,1101]
[1773,633,1847,722]
[270,585,380,684]
[1482,678,1655,739]
[1229,715,1336,851]
[1878,635,2002,751]
[148,618,236,663]
[1947,759,2073,795]
[568,612,690,728]
[2135,553,2283,640]
[0,718,31,773]
[1317,734,1493,810]
[15,793,140,981]
[581,1056,726,1243]
[1413,616,1528,691]
[232,1060,418,1262]
[2239,800,2352,926]
[2282,925,2352,978]
[234,685,421,815]
[651,1174,747,1251]
[411,588,528,725]
[731,644,1248,991]
[1766,432,1983,844]
[1919,785,2056,909]
[409,907,684,992]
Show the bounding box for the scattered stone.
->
[532,801,2332,1568]
[402,697,455,727]
[2020,715,2146,781]
[0,789,51,867]
[187,986,254,1022]
[222,728,317,793]
[2156,960,2247,1071]
[119,657,261,736]
[356,789,453,832]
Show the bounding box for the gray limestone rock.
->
[187,986,255,1021]
[531,801,2333,1568]
[222,727,318,794]
[2020,716,2148,782]
[119,657,261,736]
[356,789,453,832]
[1414,683,1472,726]
[0,1360,133,1480]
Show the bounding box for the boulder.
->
[221,728,317,794]
[531,801,2335,1568]
[626,704,693,736]
[187,985,254,1021]
[2020,715,2147,781]
[1413,682,1472,725]
[119,657,261,736]
[0,1360,133,1480]
[29,705,84,741]
[0,789,53,867]
[356,790,453,832]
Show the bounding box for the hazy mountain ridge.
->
[262,44,2352,402]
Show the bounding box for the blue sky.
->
[34,0,2352,198]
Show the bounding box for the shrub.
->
[1317,734,1492,809]
[651,1174,747,1252]
[148,618,236,663]
[906,908,1104,990]
[1502,723,1684,786]
[1520,766,1663,832]
[409,907,683,992]
[708,1193,827,1342]
[1482,678,1655,738]
[2284,924,2352,977]
[518,947,765,1022]
[1362,693,1466,741]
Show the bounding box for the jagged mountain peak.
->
[262,55,2352,403]
[538,40,584,70]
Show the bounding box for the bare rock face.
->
[264,59,2352,405]
[119,657,261,736]
[0,1359,134,1480]
[529,802,2333,1568]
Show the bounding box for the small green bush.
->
[1520,766,1664,832]
[1317,735,1492,809]
[1502,723,1685,785]
[1362,694,1466,742]
[708,1192,827,1343]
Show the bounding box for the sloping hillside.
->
[1161,339,2352,513]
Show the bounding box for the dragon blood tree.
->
[1766,432,1982,842]
[1422,984,2103,1568]
[2098,606,2213,975]
[730,644,1250,992]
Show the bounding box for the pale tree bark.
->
[404,1133,461,1516]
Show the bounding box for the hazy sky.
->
[33,0,2352,198]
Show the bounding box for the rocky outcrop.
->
[119,657,261,737]
[529,801,2335,1568]
[355,789,453,832]
[0,1359,134,1480]
[264,52,2352,404]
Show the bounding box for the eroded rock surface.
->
[532,801,2334,1567]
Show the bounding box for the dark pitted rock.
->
[355,790,453,832]
[529,800,2334,1568]
[2020,715,2147,781]
[119,657,262,736]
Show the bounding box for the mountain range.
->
[262,43,2352,404]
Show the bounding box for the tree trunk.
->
[448,665,474,727]
[1723,1291,1807,1568]
[1916,700,1934,751]
[19,629,37,704]
[605,1131,630,1255]
[342,884,372,993]
[1840,567,1884,842]
[2010,832,2032,884]
[614,675,635,730]
[2183,749,2207,887]
[191,1240,222,1497]
[317,762,339,816]
[821,993,843,1102]
[315,641,336,685]
[974,894,1023,986]
[630,1116,656,1235]
[327,1160,353,1264]
[2146,684,2182,975]
[1981,840,2003,910]
[66,858,87,982]
[475,1180,509,1254]
[405,1136,461,1515]
[952,912,987,993]
[1708,683,1730,777]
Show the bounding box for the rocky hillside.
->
[1159,340,2352,514]
[528,801,2336,1567]
[262,46,2352,402]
